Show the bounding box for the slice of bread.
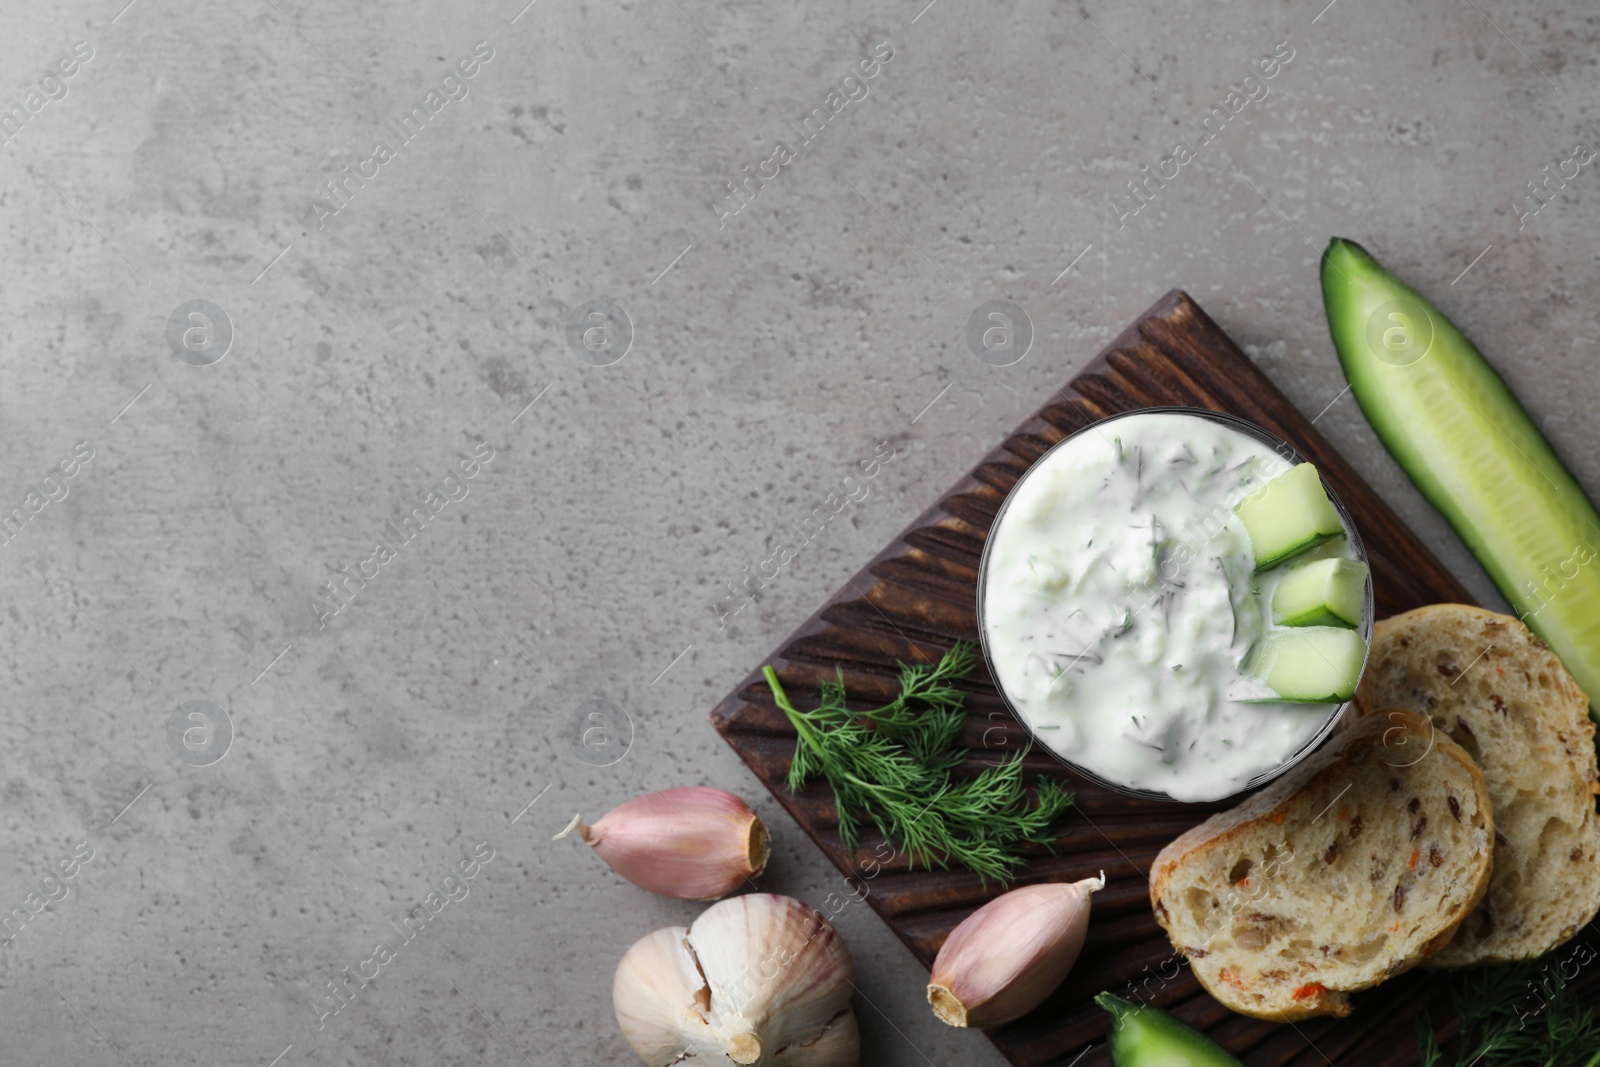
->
[1149,709,1493,1021]
[1355,604,1600,967]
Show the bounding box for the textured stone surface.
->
[0,0,1595,1063]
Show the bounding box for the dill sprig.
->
[762,642,1075,887]
[1416,955,1600,1067]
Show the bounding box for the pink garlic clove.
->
[927,871,1106,1028]
[557,786,769,900]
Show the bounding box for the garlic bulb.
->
[613,893,859,1066]
[927,871,1105,1028]
[558,786,769,900]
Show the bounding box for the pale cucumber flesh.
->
[1235,462,1344,572]
[1274,558,1368,628]
[1323,237,1600,720]
[1254,626,1366,702]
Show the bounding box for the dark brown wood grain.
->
[709,291,1591,1065]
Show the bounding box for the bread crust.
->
[1150,709,1494,1021]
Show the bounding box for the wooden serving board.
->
[710,291,1592,1065]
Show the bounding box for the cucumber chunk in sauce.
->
[1234,463,1344,572]
[1251,626,1366,703]
[1272,558,1368,628]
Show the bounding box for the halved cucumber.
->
[1251,626,1366,703]
[1234,462,1344,572]
[1095,992,1244,1067]
[1273,558,1368,628]
[1323,237,1600,720]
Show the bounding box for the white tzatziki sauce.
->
[980,412,1347,802]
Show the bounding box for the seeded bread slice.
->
[1355,604,1600,967]
[1149,709,1493,1021]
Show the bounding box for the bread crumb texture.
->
[1150,709,1494,1020]
[1359,604,1600,967]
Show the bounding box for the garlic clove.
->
[613,893,859,1067]
[927,871,1106,1029]
[559,786,770,900]
[611,926,711,1065]
[689,894,855,1059]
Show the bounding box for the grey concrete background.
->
[0,0,1594,1063]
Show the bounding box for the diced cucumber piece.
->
[1234,463,1344,571]
[1252,626,1367,703]
[1323,237,1600,721]
[1096,993,1244,1067]
[1273,558,1369,628]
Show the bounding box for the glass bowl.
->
[975,406,1375,804]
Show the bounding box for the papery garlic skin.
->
[613,893,859,1066]
[927,872,1106,1029]
[559,786,769,900]
[613,926,712,1065]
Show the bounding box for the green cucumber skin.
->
[1278,606,1346,628]
[1274,559,1366,628]
[1095,992,1244,1067]
[1323,238,1600,720]
[1253,531,1337,573]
